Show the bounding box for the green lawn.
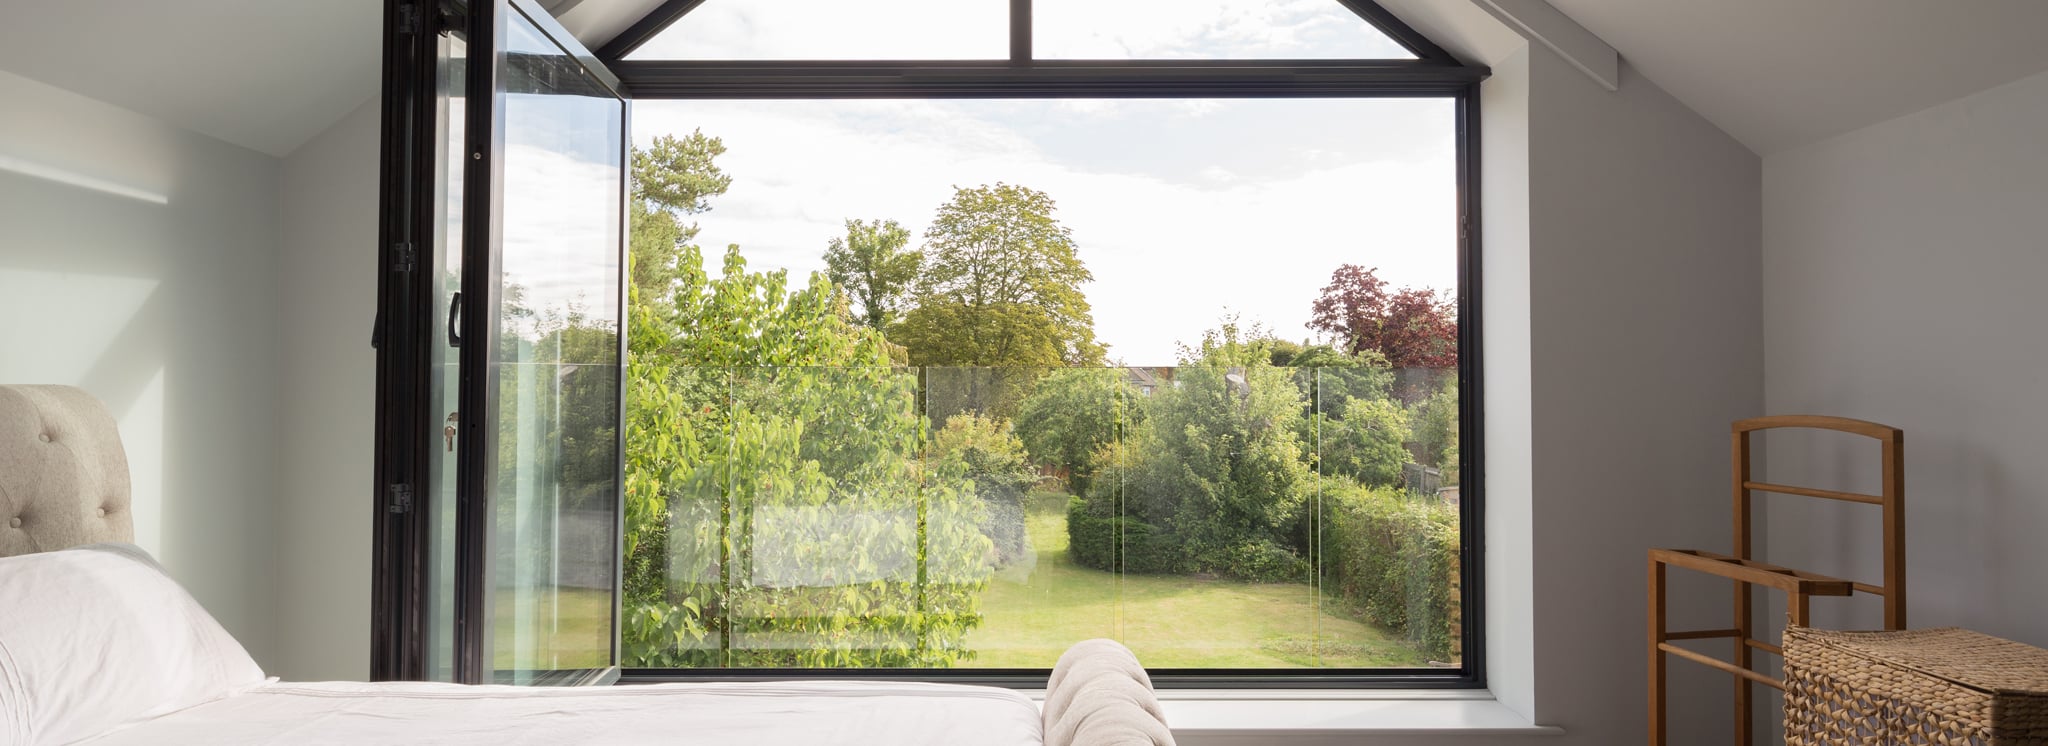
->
[964,490,1432,669]
[493,586,612,671]
[538,489,1433,670]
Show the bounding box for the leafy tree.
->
[1282,343,1393,419]
[1320,397,1411,487]
[1407,377,1459,475]
[631,131,730,299]
[635,131,732,215]
[1012,367,1127,494]
[823,219,920,330]
[1072,320,1316,581]
[1265,338,1307,367]
[1307,265,1458,369]
[894,183,1105,369]
[929,413,1038,567]
[622,134,989,668]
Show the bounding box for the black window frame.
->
[602,0,1488,691]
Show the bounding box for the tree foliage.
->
[894,184,1105,369]
[622,139,989,668]
[823,218,920,330]
[1072,321,1316,581]
[1011,367,1127,494]
[928,413,1038,567]
[1307,265,1458,369]
[630,131,730,299]
[1320,397,1411,487]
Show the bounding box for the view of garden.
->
[614,116,1462,671]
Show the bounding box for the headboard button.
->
[38,433,52,442]
[96,507,108,518]
[7,517,19,529]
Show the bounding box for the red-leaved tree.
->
[1307,264,1458,368]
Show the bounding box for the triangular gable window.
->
[1036,0,1415,60]
[618,0,1430,61]
[625,0,1010,60]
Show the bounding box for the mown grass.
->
[514,490,1433,670]
[964,490,1431,669]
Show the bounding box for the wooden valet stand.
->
[1648,415,1905,745]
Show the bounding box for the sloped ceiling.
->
[3,0,2045,158]
[1541,0,2048,154]
[0,0,654,158]
[0,0,382,158]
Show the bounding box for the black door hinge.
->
[393,242,417,273]
[398,3,423,35]
[387,484,415,514]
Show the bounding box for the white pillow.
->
[0,543,267,744]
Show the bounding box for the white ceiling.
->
[2,1,2045,158]
[1541,0,2048,154]
[0,0,382,158]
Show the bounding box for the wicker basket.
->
[1784,626,2048,745]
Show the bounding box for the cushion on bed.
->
[0,543,266,745]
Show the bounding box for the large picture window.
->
[607,0,1483,686]
[374,0,1484,690]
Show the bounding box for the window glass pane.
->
[927,367,1120,669]
[625,0,1008,60]
[624,98,1460,671]
[490,9,623,682]
[1035,0,1416,59]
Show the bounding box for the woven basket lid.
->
[1789,626,2048,695]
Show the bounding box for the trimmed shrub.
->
[1066,496,1186,575]
[1320,480,1460,660]
[1220,539,1312,583]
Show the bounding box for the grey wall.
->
[270,98,381,681]
[1761,68,2048,646]
[0,69,283,665]
[1518,48,1764,745]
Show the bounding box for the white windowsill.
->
[1025,689,1563,742]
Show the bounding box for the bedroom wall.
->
[1760,67,2048,649]
[1513,45,1764,745]
[269,97,381,682]
[0,69,283,665]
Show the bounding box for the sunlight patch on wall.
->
[0,268,159,381]
[0,152,169,205]
[121,366,167,559]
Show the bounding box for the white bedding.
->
[76,680,1045,746]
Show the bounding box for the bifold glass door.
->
[458,0,627,686]
[378,0,628,686]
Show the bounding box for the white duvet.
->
[77,680,1044,746]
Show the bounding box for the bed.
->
[0,385,1173,745]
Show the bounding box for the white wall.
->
[0,69,283,665]
[270,97,381,681]
[1762,68,2048,646]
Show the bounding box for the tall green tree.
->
[893,183,1104,368]
[822,219,920,330]
[631,131,731,299]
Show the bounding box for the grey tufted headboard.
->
[0,385,134,557]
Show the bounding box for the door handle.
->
[447,292,462,347]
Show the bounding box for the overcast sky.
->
[626,0,1455,366]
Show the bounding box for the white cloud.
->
[635,98,1456,366]
[502,142,621,342]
